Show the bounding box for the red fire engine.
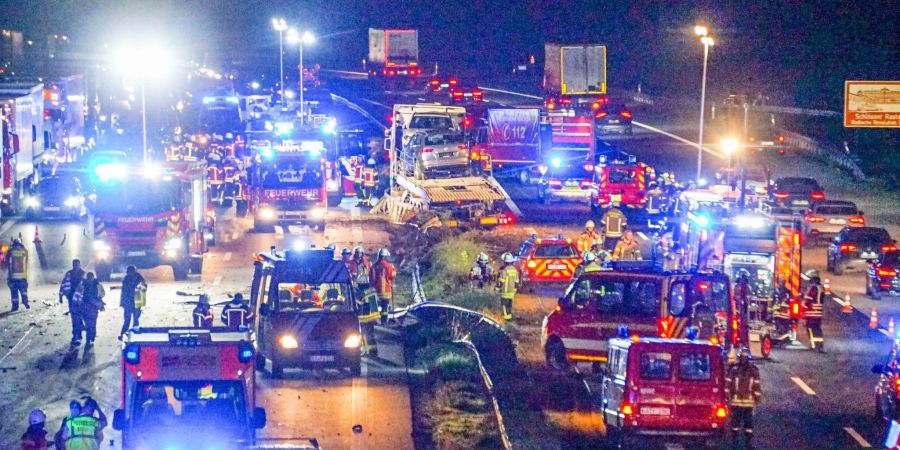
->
[591,152,655,212]
[88,160,210,281]
[112,328,267,449]
[248,139,328,232]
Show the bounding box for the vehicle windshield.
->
[776,178,819,192]
[668,278,731,317]
[257,157,323,189]
[847,228,891,244]
[91,181,179,214]
[37,177,79,196]
[570,276,661,316]
[533,244,578,258]
[815,204,857,215]
[423,132,464,146]
[607,168,636,184]
[132,381,246,430]
[275,282,354,312]
[409,115,454,130]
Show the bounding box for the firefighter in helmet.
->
[803,269,825,351]
[496,252,520,320]
[601,202,627,250]
[576,220,602,256]
[469,252,494,288]
[7,237,29,311]
[370,248,396,325]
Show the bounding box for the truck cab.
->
[591,152,654,212]
[112,328,266,449]
[250,248,362,378]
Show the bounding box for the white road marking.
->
[477,86,543,100]
[0,308,53,366]
[417,97,426,101]
[843,427,872,448]
[633,121,725,159]
[636,231,649,241]
[790,376,817,395]
[231,231,239,241]
[224,252,232,261]
[0,217,18,237]
[213,275,223,286]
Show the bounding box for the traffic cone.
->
[870,308,879,329]
[32,225,41,244]
[823,278,831,295]
[842,294,852,313]
[890,317,896,336]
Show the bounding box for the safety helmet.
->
[585,220,595,229]
[501,252,515,263]
[609,201,621,208]
[477,252,489,263]
[341,247,352,256]
[378,248,391,258]
[198,294,210,304]
[353,246,365,257]
[29,409,46,426]
[737,347,752,361]
[805,269,821,282]
[367,158,376,166]
[582,251,596,263]
[736,269,751,283]
[325,243,336,251]
[12,237,22,246]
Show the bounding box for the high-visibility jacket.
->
[208,166,224,185]
[497,265,519,300]
[193,305,214,328]
[726,363,762,408]
[348,256,372,286]
[645,189,665,214]
[601,208,626,238]
[573,261,603,279]
[221,302,254,329]
[576,230,601,255]
[64,415,102,450]
[612,239,642,261]
[362,167,376,188]
[353,164,364,184]
[803,285,824,319]
[370,259,396,297]
[357,287,381,323]
[7,244,27,279]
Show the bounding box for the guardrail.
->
[783,130,867,180]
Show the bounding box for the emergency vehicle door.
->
[601,346,627,424]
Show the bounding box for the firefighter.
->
[573,251,603,279]
[192,294,214,328]
[356,286,381,356]
[645,181,666,227]
[21,409,49,450]
[469,252,493,288]
[600,202,627,250]
[60,258,85,344]
[62,397,107,450]
[359,158,377,207]
[576,220,602,256]
[352,157,365,207]
[349,246,373,289]
[496,252,520,320]
[208,162,224,204]
[221,293,254,330]
[734,269,752,345]
[653,232,677,270]
[611,230,642,261]
[7,237,29,311]
[727,348,762,448]
[340,247,353,266]
[76,272,106,349]
[54,400,81,450]
[119,266,147,339]
[370,248,396,326]
[803,269,825,351]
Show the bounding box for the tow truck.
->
[250,247,362,378]
[88,159,210,281]
[247,136,328,232]
[590,150,655,213]
[111,327,267,449]
[379,104,517,227]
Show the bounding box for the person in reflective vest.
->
[353,158,365,206]
[221,293,254,329]
[726,348,761,448]
[601,203,627,250]
[496,253,520,320]
[7,238,29,311]
[358,158,377,207]
[356,287,381,356]
[370,248,396,326]
[469,252,493,288]
[192,294,214,328]
[803,270,824,350]
[348,246,373,290]
[612,230,642,261]
[62,397,107,450]
[576,220,602,256]
[573,251,603,279]
[208,164,224,202]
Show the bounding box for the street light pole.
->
[273,18,288,108]
[288,29,314,126]
[299,40,304,124]
[694,25,714,182]
[141,76,148,162]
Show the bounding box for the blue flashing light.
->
[274,121,294,136]
[322,118,337,135]
[617,324,629,339]
[551,156,562,168]
[225,96,239,104]
[94,162,126,183]
[260,147,274,160]
[685,326,699,340]
[238,341,255,363]
[124,344,140,364]
[202,96,214,104]
[689,212,711,229]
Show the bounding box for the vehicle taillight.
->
[621,402,634,416]
[470,150,480,160]
[878,268,898,278]
[811,191,825,201]
[422,147,434,154]
[883,245,898,252]
[457,145,468,150]
[448,77,458,87]
[698,281,710,291]
[840,244,858,253]
[498,213,515,226]
[620,111,633,119]
[472,89,483,100]
[778,135,786,143]
[548,179,562,188]
[430,77,440,86]
[774,191,789,200]
[546,101,556,111]
[806,215,826,223]
[526,259,537,269]
[595,111,607,119]
[849,215,865,225]
[583,163,594,172]
[451,89,464,99]
[462,116,473,128]
[388,69,397,76]
[560,97,572,105]
[894,377,900,393]
[715,405,728,419]
[591,101,601,110]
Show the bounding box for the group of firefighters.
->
[348,155,378,207]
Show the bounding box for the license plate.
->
[862,252,878,259]
[547,264,567,270]
[309,354,334,362]
[608,119,620,124]
[829,219,846,224]
[439,152,455,158]
[127,251,146,257]
[43,207,61,211]
[610,194,622,203]
[640,407,671,416]
[792,200,809,206]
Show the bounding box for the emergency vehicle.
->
[111,327,267,449]
[542,262,736,369]
[600,334,728,448]
[88,160,210,281]
[590,151,655,212]
[247,138,328,232]
[250,248,362,377]
[329,128,369,201]
[515,234,581,289]
[536,113,596,205]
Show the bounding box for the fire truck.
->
[88,160,210,281]
[247,137,328,232]
[111,327,267,449]
[250,247,362,378]
[590,151,655,213]
[536,113,596,205]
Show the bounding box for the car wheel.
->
[546,338,570,371]
[518,170,529,185]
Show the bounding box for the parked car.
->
[24,175,84,220]
[769,177,825,210]
[803,200,865,246]
[867,249,899,300]
[400,130,470,179]
[595,103,633,135]
[827,226,895,275]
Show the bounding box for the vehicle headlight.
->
[311,207,326,219]
[279,335,299,349]
[259,207,276,220]
[25,197,39,208]
[343,333,362,349]
[164,237,182,250]
[93,240,110,251]
[326,179,339,191]
[64,196,80,207]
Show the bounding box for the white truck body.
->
[368,29,419,65]
[544,44,607,96]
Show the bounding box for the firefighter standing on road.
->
[601,203,627,250]
[60,259,85,345]
[576,220,602,256]
[370,248,396,326]
[76,272,106,349]
[21,409,49,450]
[358,158,378,207]
[349,246,373,289]
[7,238,29,311]
[803,269,825,351]
[727,348,762,449]
[612,230,642,261]
[497,252,519,320]
[192,294,214,328]
[62,397,107,450]
[119,266,147,340]
[346,247,380,355]
[221,293,254,329]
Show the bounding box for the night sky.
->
[2,0,898,107]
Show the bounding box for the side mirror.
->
[252,407,267,429]
[112,409,126,430]
[872,364,886,375]
[259,303,271,316]
[383,138,392,151]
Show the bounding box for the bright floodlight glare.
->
[272,18,288,31]
[701,36,715,46]
[250,81,261,89]
[721,138,740,155]
[287,29,315,45]
[694,25,709,37]
[115,44,173,79]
